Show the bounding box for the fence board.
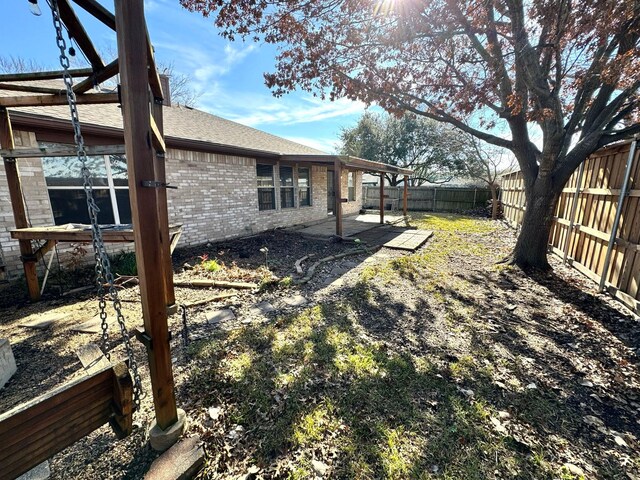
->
[501,139,640,313]
[363,185,492,213]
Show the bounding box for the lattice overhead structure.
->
[0,0,184,476]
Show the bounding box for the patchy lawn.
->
[1,214,639,479]
[178,213,640,479]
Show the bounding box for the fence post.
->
[598,138,638,292]
[472,188,477,208]
[433,187,437,212]
[563,161,585,264]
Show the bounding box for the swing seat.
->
[0,345,133,480]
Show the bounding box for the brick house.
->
[0,82,410,282]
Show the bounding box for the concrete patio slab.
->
[294,214,405,238]
[206,309,236,325]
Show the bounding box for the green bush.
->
[202,259,222,272]
[110,251,137,276]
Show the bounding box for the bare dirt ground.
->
[1,214,639,479]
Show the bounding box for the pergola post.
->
[334,158,343,236]
[379,172,385,224]
[115,0,181,439]
[0,107,40,300]
[403,175,408,217]
[151,98,176,314]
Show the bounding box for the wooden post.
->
[115,0,178,431]
[0,108,40,300]
[151,98,176,312]
[334,158,343,236]
[379,173,385,224]
[403,175,408,217]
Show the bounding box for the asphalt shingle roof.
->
[2,81,325,156]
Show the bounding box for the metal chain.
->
[50,0,143,411]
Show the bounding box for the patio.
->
[291,213,433,251]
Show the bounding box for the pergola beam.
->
[73,59,119,94]
[403,175,409,216]
[0,93,118,108]
[115,0,179,434]
[71,0,116,30]
[334,158,343,236]
[380,173,385,224]
[0,68,94,82]
[0,108,40,301]
[0,83,64,95]
[151,98,176,312]
[58,0,104,70]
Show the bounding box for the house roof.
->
[1,80,412,174]
[1,80,323,157]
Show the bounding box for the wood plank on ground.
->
[384,230,433,251]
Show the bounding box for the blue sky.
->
[1,0,369,153]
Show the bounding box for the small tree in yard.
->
[182,0,640,270]
[464,138,515,220]
[339,111,469,186]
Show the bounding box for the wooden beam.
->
[0,108,40,301]
[0,145,126,159]
[58,0,104,70]
[151,98,175,310]
[379,173,385,224]
[149,114,166,153]
[0,68,94,82]
[0,83,64,95]
[71,0,116,30]
[403,175,408,216]
[73,59,119,94]
[34,240,57,262]
[0,93,118,108]
[11,224,182,243]
[115,0,178,432]
[146,28,164,101]
[334,158,343,236]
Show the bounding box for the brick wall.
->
[0,140,363,279]
[342,170,363,216]
[164,149,330,247]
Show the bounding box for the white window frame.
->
[43,153,130,225]
[279,164,295,209]
[297,166,312,207]
[348,171,356,202]
[256,163,276,211]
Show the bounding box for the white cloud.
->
[281,136,341,154]
[201,94,366,128]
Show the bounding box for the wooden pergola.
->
[0,0,183,471]
[281,154,413,235]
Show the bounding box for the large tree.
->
[340,112,470,186]
[181,0,640,269]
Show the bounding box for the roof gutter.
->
[280,154,413,175]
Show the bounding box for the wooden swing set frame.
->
[0,0,181,477]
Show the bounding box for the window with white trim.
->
[348,171,356,201]
[257,164,276,211]
[280,165,295,208]
[298,167,311,207]
[42,152,131,225]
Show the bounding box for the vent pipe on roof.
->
[159,74,171,107]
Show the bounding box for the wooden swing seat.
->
[0,345,132,480]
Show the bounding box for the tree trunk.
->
[509,178,561,270]
[489,183,499,220]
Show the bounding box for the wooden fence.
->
[363,185,492,212]
[501,137,640,314]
